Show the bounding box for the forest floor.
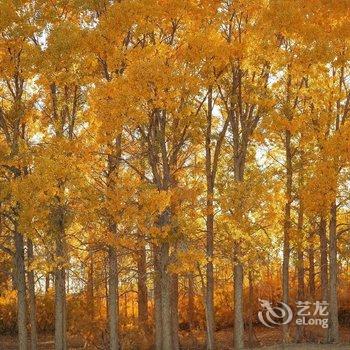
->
[180,325,350,349]
[1,326,350,349]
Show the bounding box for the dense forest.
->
[1,1,350,349]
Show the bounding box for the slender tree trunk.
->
[319,216,328,301]
[54,271,66,349]
[229,61,250,346]
[232,166,245,350]
[153,227,177,350]
[282,128,292,343]
[171,274,179,350]
[327,76,341,344]
[296,201,304,342]
[87,248,94,318]
[137,243,148,333]
[296,234,305,303]
[188,273,195,330]
[153,244,163,350]
[205,194,215,350]
[328,202,339,342]
[54,230,67,350]
[108,245,119,350]
[45,274,50,293]
[132,297,135,320]
[248,270,254,348]
[124,292,128,319]
[205,87,216,350]
[27,239,38,350]
[319,215,328,342]
[308,232,316,300]
[105,136,121,350]
[14,230,27,350]
[160,242,173,350]
[66,270,70,295]
[233,247,244,350]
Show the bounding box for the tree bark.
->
[14,230,28,350]
[328,202,339,343]
[54,229,67,350]
[137,243,148,333]
[45,274,50,294]
[248,270,254,348]
[105,136,121,350]
[232,185,245,350]
[153,240,174,350]
[160,241,173,350]
[319,216,328,301]
[233,251,244,350]
[327,70,341,344]
[205,193,215,350]
[87,248,94,318]
[205,87,216,350]
[108,245,119,350]
[188,273,195,330]
[296,200,304,342]
[308,231,316,300]
[153,245,163,350]
[171,274,179,350]
[27,239,38,350]
[282,128,292,343]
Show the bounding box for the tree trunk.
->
[308,232,316,300]
[105,136,121,350]
[171,274,179,350]
[248,270,254,348]
[87,248,94,318]
[45,274,50,293]
[153,245,163,350]
[27,239,38,350]
[54,231,67,350]
[66,270,70,295]
[233,251,244,350]
[188,273,195,330]
[14,230,28,350]
[137,243,148,333]
[282,128,292,343]
[319,216,328,301]
[108,245,119,350]
[124,292,128,319]
[205,86,216,350]
[153,233,175,350]
[160,242,173,350]
[328,202,339,343]
[205,197,215,350]
[296,201,304,342]
[319,215,328,342]
[232,173,245,350]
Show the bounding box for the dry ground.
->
[255,346,350,350]
[1,326,350,349]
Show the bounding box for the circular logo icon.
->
[258,299,293,328]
